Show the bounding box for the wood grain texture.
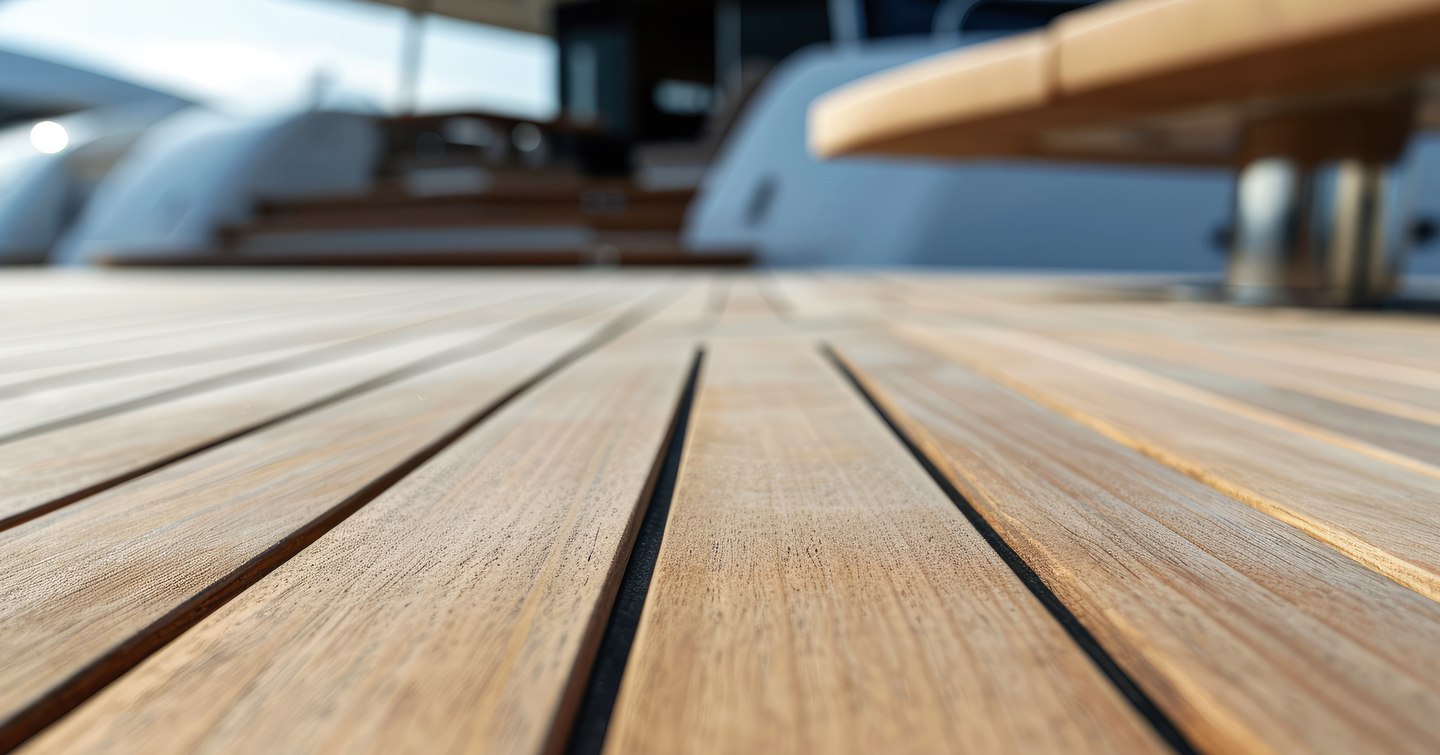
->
[0,285,649,528]
[0,328,497,525]
[0,341,329,441]
[887,278,1440,424]
[1071,335,1440,466]
[0,279,567,397]
[0,295,401,381]
[892,323,1440,601]
[1057,328,1440,426]
[604,339,1162,755]
[0,287,386,355]
[834,333,1440,754]
[23,339,696,755]
[5,270,1440,753]
[863,288,1440,476]
[0,284,593,442]
[715,274,786,324]
[770,273,868,323]
[1056,0,1440,107]
[812,0,1440,163]
[0,312,630,747]
[810,32,1052,159]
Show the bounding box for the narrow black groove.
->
[0,295,662,753]
[0,292,646,534]
[561,351,702,755]
[820,345,1200,755]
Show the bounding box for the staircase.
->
[120,112,750,267]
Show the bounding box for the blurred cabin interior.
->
[4,0,1439,311]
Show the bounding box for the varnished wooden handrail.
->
[811,0,1440,165]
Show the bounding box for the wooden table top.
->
[3,270,1440,754]
[811,0,1440,165]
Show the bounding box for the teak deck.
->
[3,270,1440,754]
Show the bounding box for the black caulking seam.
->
[0,294,665,753]
[560,350,702,755]
[820,344,1199,755]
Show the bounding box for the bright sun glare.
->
[29,121,69,154]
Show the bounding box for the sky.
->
[0,0,558,117]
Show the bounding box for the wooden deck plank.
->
[891,323,1440,600]
[629,279,715,332]
[0,285,653,521]
[0,286,429,359]
[0,312,413,396]
[878,274,1440,429]
[604,339,1163,754]
[0,285,555,396]
[886,274,1440,381]
[1111,305,1440,371]
[0,278,424,344]
[978,320,1440,429]
[1213,335,1440,391]
[0,285,590,441]
[0,341,349,443]
[715,275,784,323]
[0,305,645,750]
[3,271,1440,752]
[0,279,399,341]
[0,327,513,527]
[1002,301,1440,384]
[770,273,876,323]
[1070,334,1440,465]
[1053,327,1440,424]
[833,333,1440,754]
[22,338,696,755]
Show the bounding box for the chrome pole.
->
[1227,158,1408,307]
[395,0,431,115]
